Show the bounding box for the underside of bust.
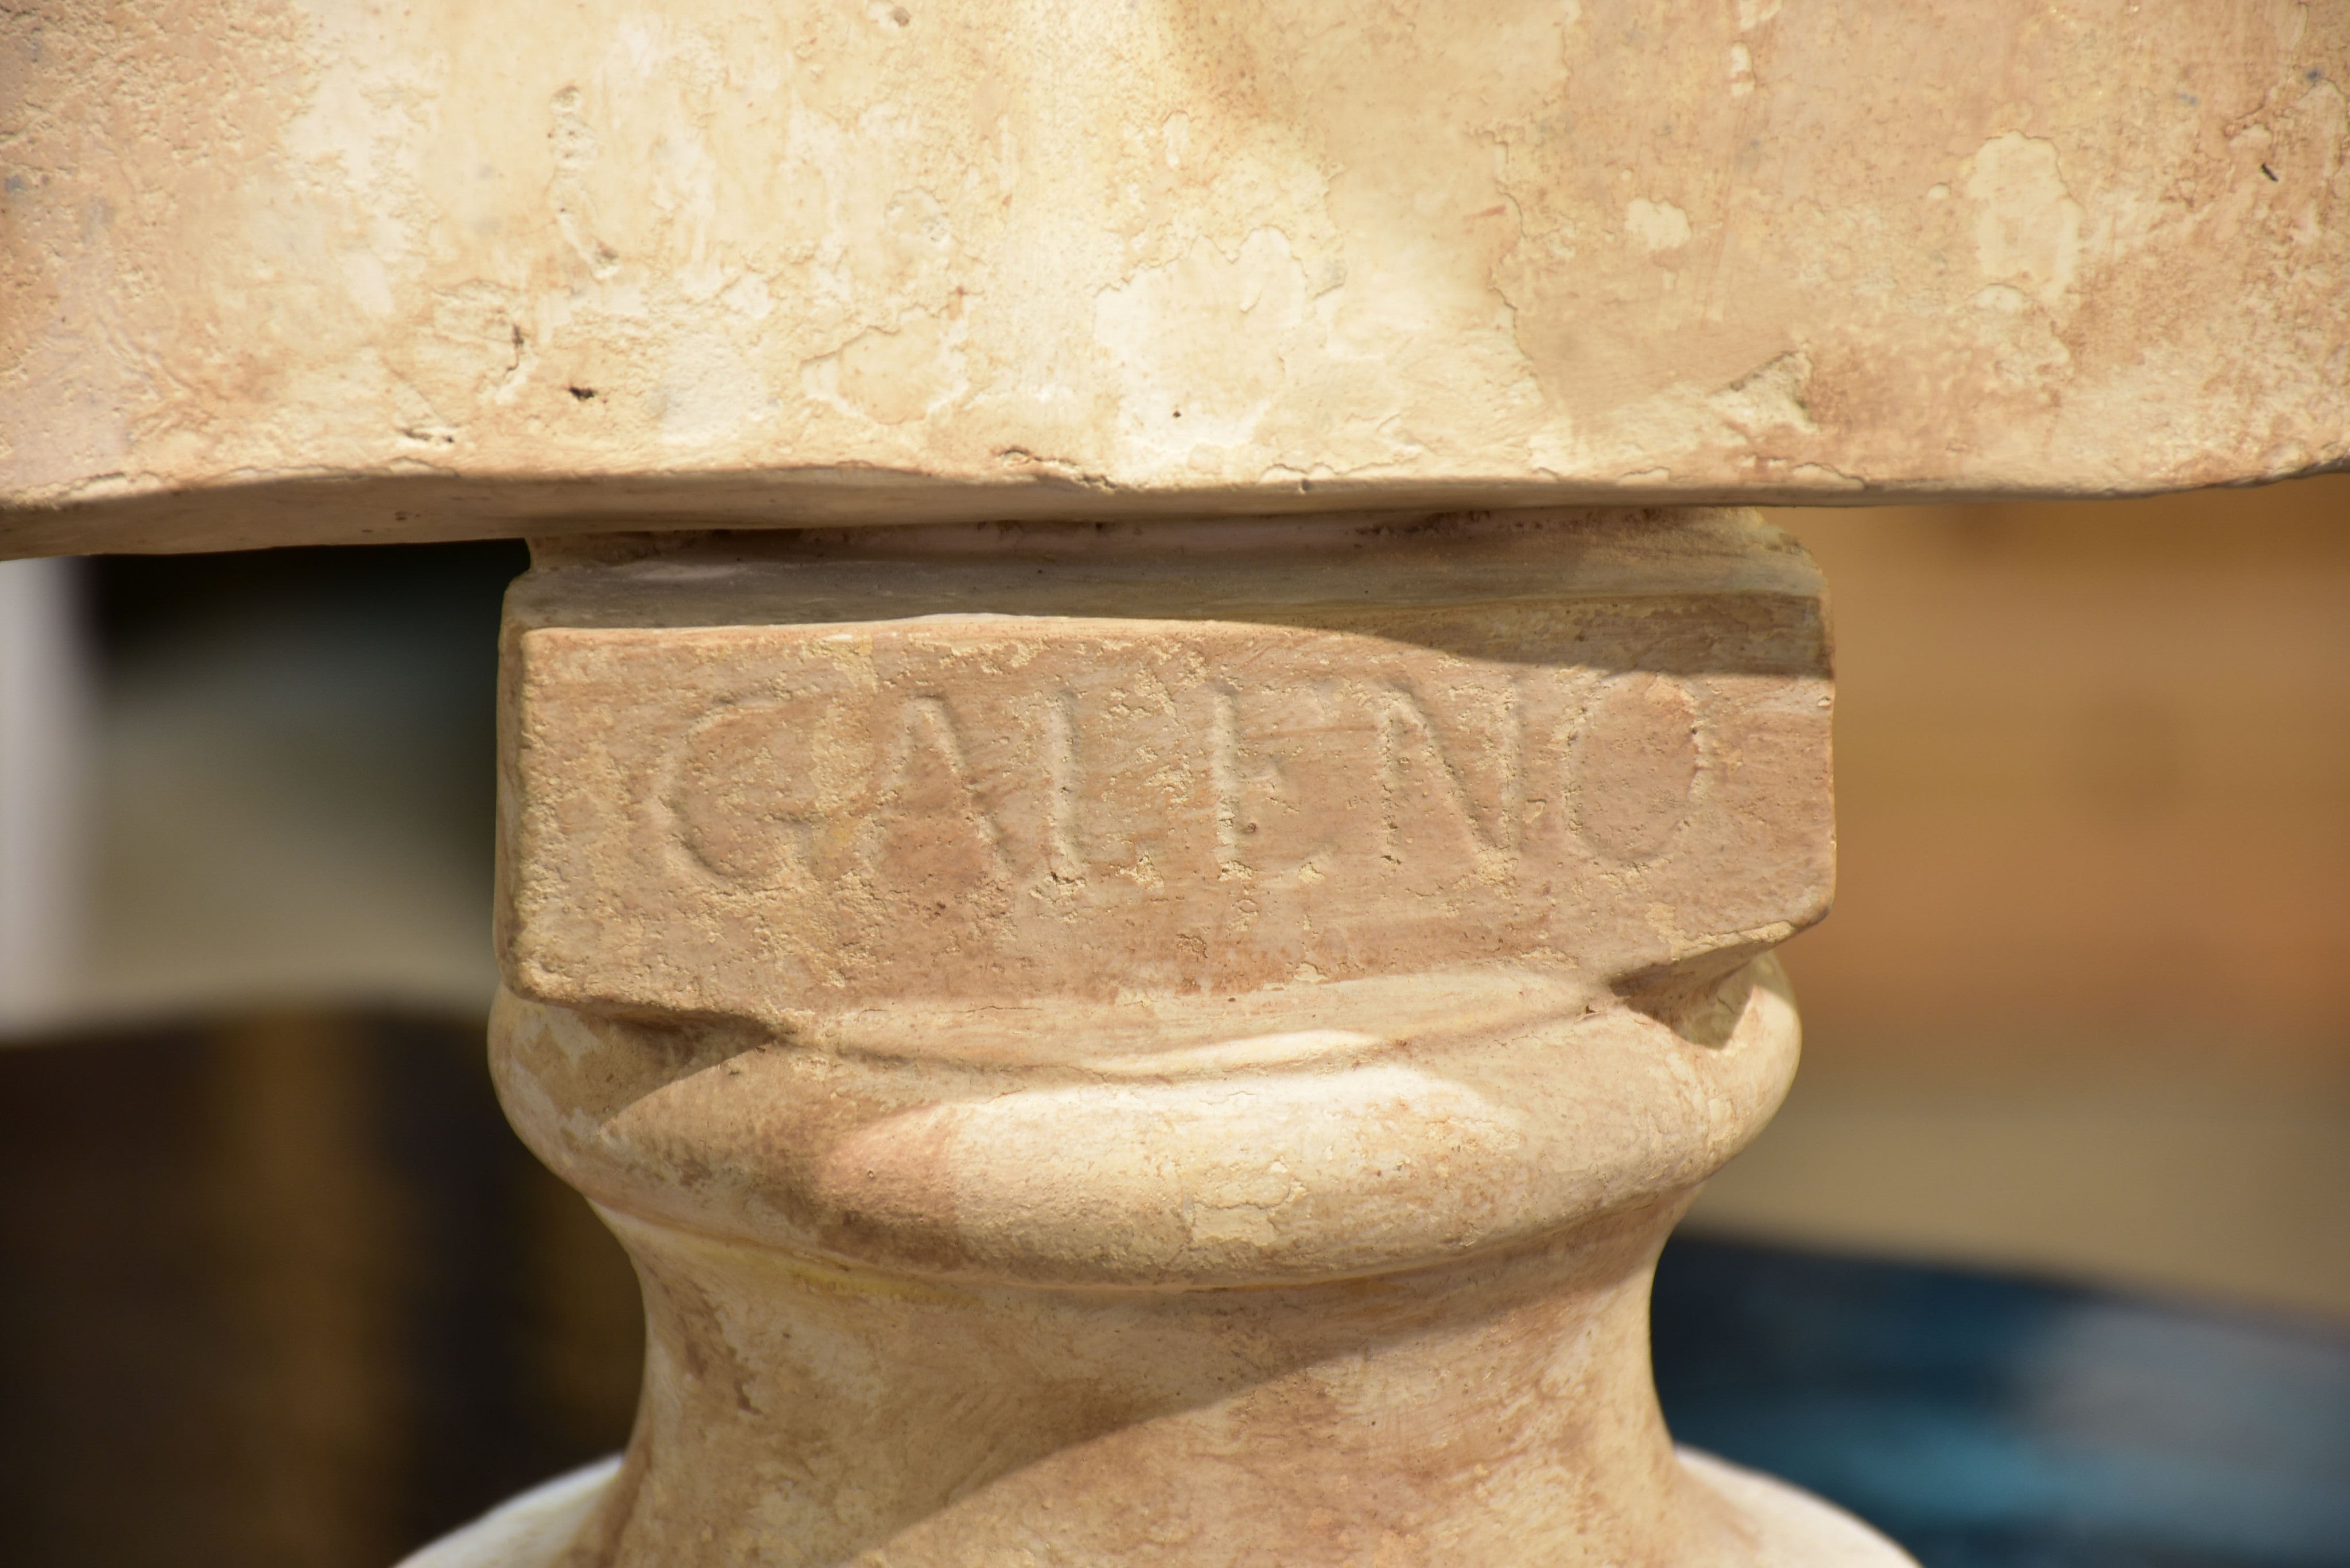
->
[2,0,2344,558]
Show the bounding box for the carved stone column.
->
[398,509,1904,1565]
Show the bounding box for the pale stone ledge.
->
[5,2,2345,555]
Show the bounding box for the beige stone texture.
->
[407,1450,1912,1568]
[456,509,1912,1565]
[499,510,1831,1048]
[6,2,2347,557]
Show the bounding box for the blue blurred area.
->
[1654,1238,2350,1568]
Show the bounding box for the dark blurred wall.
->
[0,1015,641,1567]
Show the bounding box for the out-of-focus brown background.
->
[0,477,2344,1563]
[1698,478,2350,1320]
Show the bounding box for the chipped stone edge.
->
[392,1450,1919,1567]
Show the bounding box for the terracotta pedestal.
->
[404,509,1911,1565]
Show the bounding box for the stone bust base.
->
[402,1450,1915,1568]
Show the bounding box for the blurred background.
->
[1,480,2345,1565]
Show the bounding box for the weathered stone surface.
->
[457,510,1909,1565]
[499,509,1832,1036]
[6,2,2345,556]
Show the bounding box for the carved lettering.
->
[507,526,1834,1019]
[1044,688,1084,885]
[865,697,1008,890]
[666,699,827,888]
[1375,684,1521,873]
[668,675,1565,894]
[1211,686,1244,877]
[1568,673,1703,863]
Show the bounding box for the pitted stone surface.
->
[6,2,2346,555]
[465,511,1878,1564]
[498,511,1832,1029]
